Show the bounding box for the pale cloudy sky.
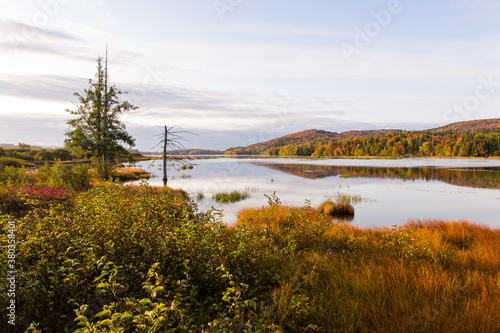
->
[1,0,500,150]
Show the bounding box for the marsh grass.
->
[335,193,362,205]
[245,185,259,193]
[111,167,150,181]
[196,191,205,201]
[317,200,354,217]
[213,190,250,204]
[235,203,500,333]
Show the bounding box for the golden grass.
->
[317,199,355,217]
[235,204,500,332]
[124,183,188,199]
[111,167,150,181]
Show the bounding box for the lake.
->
[133,157,500,228]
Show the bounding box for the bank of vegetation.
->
[1,164,499,332]
[0,144,147,167]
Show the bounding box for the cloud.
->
[121,82,357,132]
[1,18,77,42]
[0,73,86,102]
[0,109,442,151]
[0,113,68,147]
[229,24,351,39]
[0,18,84,55]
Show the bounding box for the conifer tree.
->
[65,50,137,177]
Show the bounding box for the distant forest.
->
[226,129,500,157]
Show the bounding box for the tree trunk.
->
[163,125,168,186]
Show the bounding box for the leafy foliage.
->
[65,55,137,177]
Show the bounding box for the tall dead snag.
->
[153,125,196,187]
[163,125,168,186]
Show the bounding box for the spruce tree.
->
[65,51,137,177]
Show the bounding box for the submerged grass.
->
[213,190,250,204]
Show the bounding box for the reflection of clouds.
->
[133,158,500,228]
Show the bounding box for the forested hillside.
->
[225,119,500,158]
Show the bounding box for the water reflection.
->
[134,158,500,228]
[257,163,500,189]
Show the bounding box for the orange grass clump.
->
[112,167,150,181]
[317,199,354,216]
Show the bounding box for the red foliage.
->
[0,186,70,200]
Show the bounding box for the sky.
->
[1,0,500,150]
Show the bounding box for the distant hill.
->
[246,129,342,151]
[226,128,403,155]
[431,118,500,132]
[225,118,500,157]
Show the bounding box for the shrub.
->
[36,162,91,190]
[317,200,354,217]
[0,165,34,185]
[0,156,27,167]
[0,183,281,332]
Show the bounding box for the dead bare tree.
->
[152,125,196,186]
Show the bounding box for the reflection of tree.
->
[257,163,500,189]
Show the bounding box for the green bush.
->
[36,162,91,190]
[0,165,34,185]
[0,183,281,332]
[0,156,27,167]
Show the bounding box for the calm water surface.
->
[134,157,500,228]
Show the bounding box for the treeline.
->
[0,144,73,166]
[0,144,146,167]
[240,130,500,158]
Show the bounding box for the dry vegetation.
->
[111,167,150,181]
[234,203,500,333]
